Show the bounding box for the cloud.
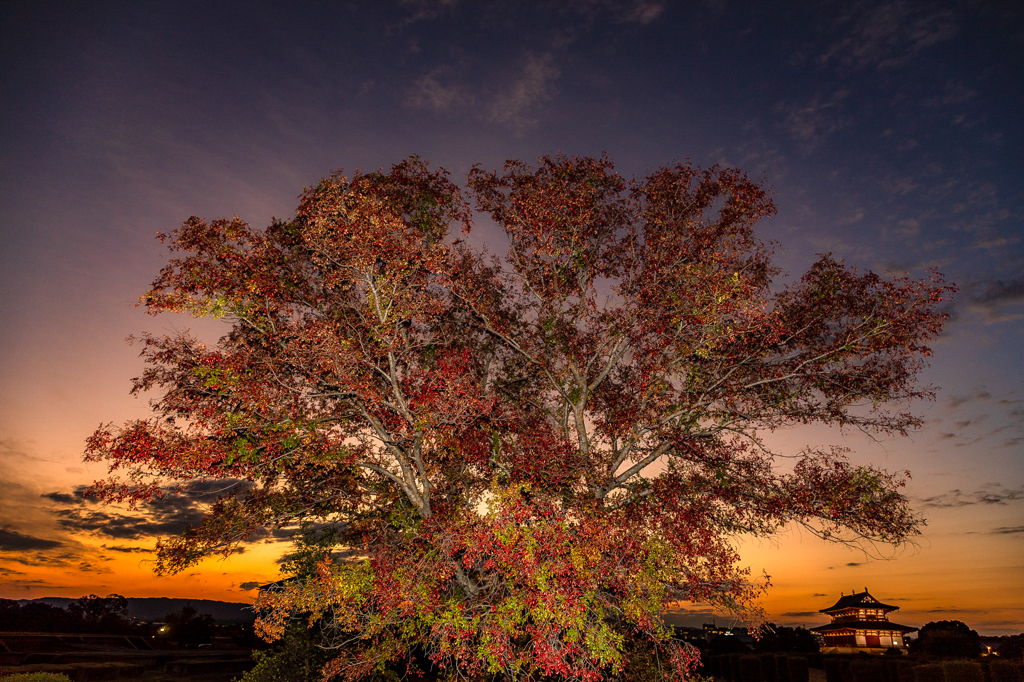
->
[954,416,988,428]
[239,581,261,591]
[2,579,54,591]
[45,480,248,540]
[41,479,289,550]
[405,67,475,113]
[41,491,86,505]
[564,0,667,25]
[817,2,959,71]
[923,80,976,107]
[782,611,821,617]
[845,562,862,567]
[489,53,560,133]
[991,526,1024,535]
[0,528,65,551]
[53,504,204,540]
[918,485,1024,509]
[100,544,154,553]
[948,389,992,408]
[396,0,460,26]
[778,90,851,153]
[621,1,665,24]
[812,593,828,597]
[48,477,211,536]
[966,277,1024,323]
[5,550,83,568]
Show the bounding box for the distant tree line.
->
[0,594,236,649]
[163,604,216,647]
[753,624,821,654]
[909,621,1024,660]
[705,620,1022,661]
[0,594,141,634]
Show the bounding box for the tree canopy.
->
[912,620,982,658]
[85,155,952,681]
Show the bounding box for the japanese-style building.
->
[811,589,917,654]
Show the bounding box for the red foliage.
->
[85,155,953,681]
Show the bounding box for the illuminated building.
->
[811,589,917,654]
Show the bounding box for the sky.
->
[0,0,1021,635]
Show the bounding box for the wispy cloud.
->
[965,276,1024,324]
[5,550,84,568]
[620,1,665,24]
[489,53,560,134]
[101,544,154,553]
[918,484,1024,509]
[991,526,1024,535]
[778,90,851,153]
[923,79,976,107]
[566,0,667,25]
[405,67,475,113]
[817,2,959,71]
[397,0,460,26]
[948,389,992,408]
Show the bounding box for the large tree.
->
[912,620,982,658]
[86,155,951,681]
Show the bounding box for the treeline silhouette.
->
[0,594,143,634]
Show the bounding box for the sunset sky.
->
[1,1,1021,635]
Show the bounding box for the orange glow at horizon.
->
[1,404,1021,634]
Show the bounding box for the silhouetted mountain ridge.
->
[15,596,254,623]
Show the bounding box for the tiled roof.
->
[811,620,918,633]
[820,589,898,613]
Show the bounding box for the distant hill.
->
[16,597,255,623]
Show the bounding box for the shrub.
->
[724,654,740,682]
[851,659,889,682]
[760,654,778,682]
[776,655,792,682]
[788,656,811,682]
[944,661,983,682]
[990,661,1024,682]
[700,654,719,678]
[915,664,945,682]
[998,636,1024,661]
[825,657,849,682]
[890,659,917,682]
[0,675,73,682]
[739,655,763,682]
